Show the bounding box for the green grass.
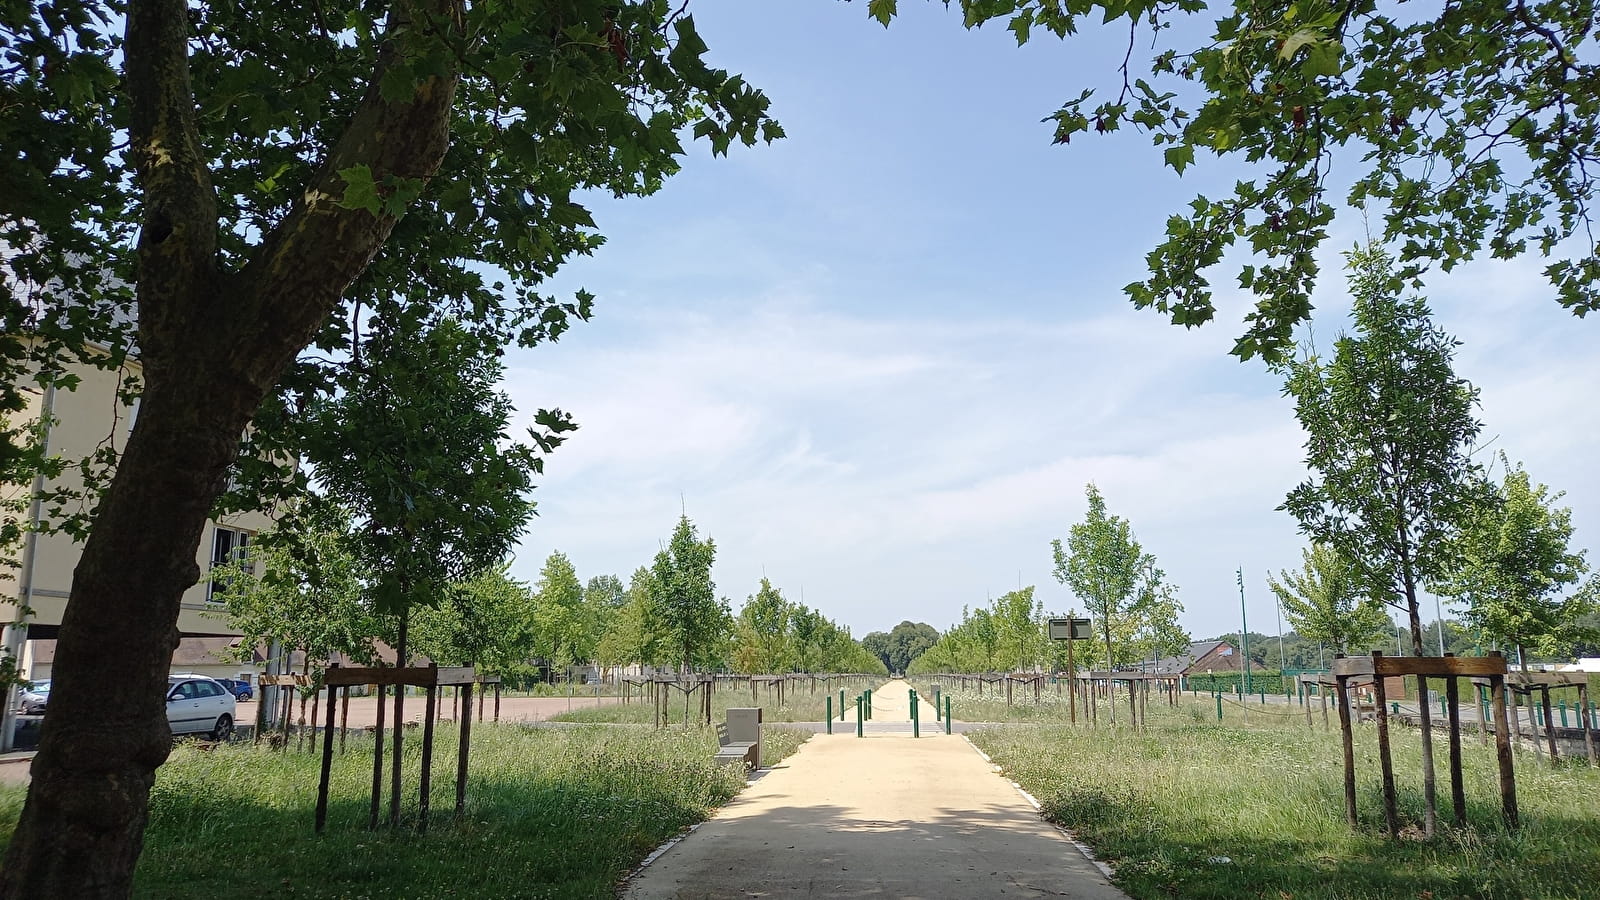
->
[0,723,812,899]
[970,706,1600,899]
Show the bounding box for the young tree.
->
[304,316,544,828]
[594,567,662,674]
[992,587,1046,673]
[1052,483,1174,720]
[733,578,793,674]
[1435,460,1594,669]
[649,516,727,673]
[409,565,537,677]
[1269,545,1392,654]
[0,3,778,890]
[211,503,380,685]
[531,552,585,679]
[1279,245,1481,836]
[871,2,1600,361]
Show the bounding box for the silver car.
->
[166,675,236,740]
[16,680,49,715]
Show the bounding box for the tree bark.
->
[0,1,462,895]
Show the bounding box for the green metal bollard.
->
[865,688,873,720]
[826,696,833,734]
[1216,693,1223,721]
[840,690,846,720]
[911,689,920,738]
[945,696,952,734]
[935,688,942,720]
[856,697,864,737]
[1260,689,1266,705]
[1560,699,1569,728]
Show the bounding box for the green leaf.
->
[1164,144,1195,174]
[335,165,381,215]
[868,0,898,28]
[1302,42,1343,78]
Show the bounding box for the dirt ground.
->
[244,691,622,730]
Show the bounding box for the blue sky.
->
[501,1,1599,641]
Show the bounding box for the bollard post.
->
[1260,688,1266,705]
[945,696,952,734]
[935,688,942,720]
[1216,692,1223,721]
[1560,699,1569,728]
[840,690,846,720]
[865,688,872,720]
[912,690,919,738]
[1440,695,1447,718]
[826,696,833,734]
[856,697,864,737]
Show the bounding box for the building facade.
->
[3,353,275,744]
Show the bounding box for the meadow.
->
[0,723,811,899]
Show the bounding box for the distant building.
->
[1139,640,1263,675]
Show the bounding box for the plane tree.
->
[0,2,778,893]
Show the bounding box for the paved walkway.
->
[623,680,1128,900]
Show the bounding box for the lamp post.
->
[1237,567,1251,694]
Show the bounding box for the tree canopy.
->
[872,0,1600,360]
[1268,544,1392,654]
[1434,459,1594,666]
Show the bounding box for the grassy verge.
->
[971,716,1600,899]
[0,723,811,899]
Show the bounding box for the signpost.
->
[1049,616,1092,724]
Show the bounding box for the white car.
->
[166,675,236,740]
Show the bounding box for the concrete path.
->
[623,680,1128,900]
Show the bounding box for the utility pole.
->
[1237,567,1251,694]
[1433,592,1446,656]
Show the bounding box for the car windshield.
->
[31,681,49,694]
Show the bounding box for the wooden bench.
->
[714,721,758,770]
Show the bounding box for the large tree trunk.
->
[0,1,461,894]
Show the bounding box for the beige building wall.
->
[2,351,276,673]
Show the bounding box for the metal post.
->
[1237,567,1251,694]
[826,695,833,734]
[1216,692,1223,721]
[912,689,919,738]
[945,696,952,734]
[839,689,845,720]
[856,697,863,738]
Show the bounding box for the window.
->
[206,527,252,602]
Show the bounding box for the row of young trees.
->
[908,484,1192,677]
[221,511,883,683]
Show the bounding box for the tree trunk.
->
[1402,569,1438,838]
[0,0,461,892]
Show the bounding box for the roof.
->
[1140,641,1231,675]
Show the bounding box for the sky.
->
[501,1,1599,641]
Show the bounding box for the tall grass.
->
[0,723,810,899]
[971,711,1600,899]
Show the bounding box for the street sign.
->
[1048,617,1092,641]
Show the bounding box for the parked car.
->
[16,680,49,715]
[213,677,254,702]
[166,675,236,740]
